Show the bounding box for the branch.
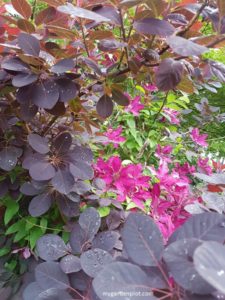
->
[80,18,90,57]
[153,92,169,123]
[41,116,58,136]
[119,9,129,66]
[159,0,209,55]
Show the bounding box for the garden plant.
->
[1,0,225,299]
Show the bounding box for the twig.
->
[31,0,37,21]
[153,92,169,123]
[80,18,90,57]
[41,116,58,136]
[119,9,129,65]
[159,0,209,55]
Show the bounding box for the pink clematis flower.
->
[197,158,212,175]
[155,144,173,163]
[163,108,180,125]
[125,96,145,116]
[94,156,151,209]
[190,128,208,147]
[144,84,158,92]
[104,126,126,148]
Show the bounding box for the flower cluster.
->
[190,128,208,147]
[94,156,151,208]
[103,126,126,148]
[149,145,198,240]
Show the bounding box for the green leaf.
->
[97,206,110,217]
[6,220,25,235]
[29,227,43,250]
[0,247,10,257]
[25,216,37,231]
[40,218,48,234]
[4,199,19,225]
[13,230,28,243]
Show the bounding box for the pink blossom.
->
[94,156,151,208]
[149,160,197,241]
[125,96,145,116]
[104,126,126,148]
[155,144,173,163]
[197,158,212,175]
[190,128,208,147]
[144,84,158,92]
[163,108,180,125]
[12,247,31,259]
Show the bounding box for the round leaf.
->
[96,95,114,118]
[51,58,75,73]
[56,78,79,102]
[81,248,113,277]
[163,238,214,294]
[29,162,56,181]
[194,241,225,294]
[36,234,67,261]
[92,231,119,251]
[18,33,40,56]
[53,132,72,153]
[31,81,59,109]
[28,133,49,154]
[93,262,155,300]
[122,212,164,266]
[29,193,53,217]
[79,207,101,241]
[134,17,175,36]
[60,255,81,274]
[51,169,74,194]
[12,72,38,87]
[35,262,70,290]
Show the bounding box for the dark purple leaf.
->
[22,152,45,169]
[93,262,155,300]
[166,36,208,56]
[0,147,22,171]
[69,224,90,254]
[96,95,114,118]
[58,3,110,22]
[56,78,79,102]
[28,133,49,154]
[112,89,129,106]
[51,58,75,74]
[31,81,59,109]
[70,270,90,292]
[29,162,56,181]
[79,207,101,241]
[45,102,66,116]
[122,212,164,266]
[209,60,225,82]
[202,192,225,213]
[73,181,91,195]
[83,57,102,76]
[166,13,188,25]
[163,238,214,294]
[36,234,68,261]
[60,255,81,274]
[134,17,175,36]
[28,193,53,217]
[18,33,40,56]
[20,182,40,196]
[51,169,74,194]
[12,72,38,87]
[36,289,73,300]
[1,57,29,72]
[69,161,94,180]
[142,267,168,289]
[69,146,93,163]
[80,248,113,277]
[35,262,70,290]
[57,196,80,218]
[106,210,124,230]
[98,39,126,52]
[194,241,225,294]
[23,282,43,300]
[169,212,225,244]
[156,58,184,91]
[20,103,38,121]
[16,84,34,104]
[53,132,72,153]
[66,191,80,203]
[92,231,119,251]
[93,6,121,25]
